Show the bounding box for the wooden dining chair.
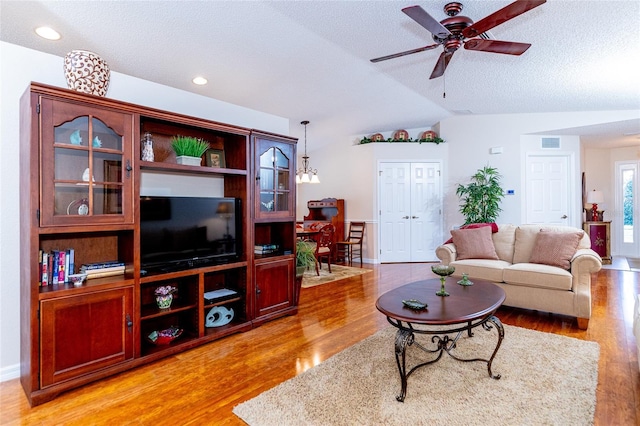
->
[337,221,365,267]
[314,224,335,275]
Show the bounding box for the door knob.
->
[561,215,568,219]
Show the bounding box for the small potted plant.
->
[294,240,316,304]
[154,285,177,309]
[171,135,210,166]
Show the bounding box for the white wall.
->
[0,42,289,380]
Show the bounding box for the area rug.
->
[301,264,371,288]
[627,257,640,271]
[233,325,599,425]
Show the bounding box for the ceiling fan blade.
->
[402,5,452,39]
[462,0,546,38]
[464,39,531,55]
[429,51,454,79]
[370,44,440,63]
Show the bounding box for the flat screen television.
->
[139,196,242,273]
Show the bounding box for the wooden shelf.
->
[140,160,247,176]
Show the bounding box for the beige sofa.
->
[435,224,602,329]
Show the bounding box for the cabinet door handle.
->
[256,286,261,295]
[412,216,418,219]
[561,215,568,219]
[125,160,132,178]
[126,313,133,333]
[402,216,409,219]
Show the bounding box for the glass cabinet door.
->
[40,99,133,226]
[256,138,294,219]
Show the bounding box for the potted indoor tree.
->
[171,135,210,166]
[455,165,504,224]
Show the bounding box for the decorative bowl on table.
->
[147,326,183,345]
[68,273,87,286]
[431,264,455,297]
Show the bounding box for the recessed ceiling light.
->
[35,26,61,40]
[192,77,208,85]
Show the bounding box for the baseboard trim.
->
[1,363,20,382]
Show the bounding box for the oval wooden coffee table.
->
[376,277,506,402]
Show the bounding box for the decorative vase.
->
[156,294,173,309]
[63,50,110,97]
[176,155,202,166]
[431,264,455,297]
[141,132,154,162]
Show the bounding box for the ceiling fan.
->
[371,0,546,79]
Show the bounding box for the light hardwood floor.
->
[1,263,638,425]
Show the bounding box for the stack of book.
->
[254,244,279,255]
[80,261,125,279]
[39,248,75,286]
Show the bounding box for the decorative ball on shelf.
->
[394,129,409,141]
[63,50,110,97]
[421,130,438,140]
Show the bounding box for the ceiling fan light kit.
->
[371,0,546,79]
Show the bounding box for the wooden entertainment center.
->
[19,83,298,405]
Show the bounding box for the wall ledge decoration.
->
[359,132,445,145]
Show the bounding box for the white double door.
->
[378,162,442,262]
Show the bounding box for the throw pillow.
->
[529,229,584,270]
[451,226,500,260]
[444,222,499,244]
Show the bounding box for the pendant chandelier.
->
[296,120,320,184]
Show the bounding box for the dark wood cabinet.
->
[583,221,611,264]
[303,198,345,253]
[40,287,134,387]
[20,83,297,406]
[253,133,295,220]
[251,133,298,325]
[254,258,295,323]
[39,97,134,226]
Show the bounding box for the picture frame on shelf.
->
[206,149,225,168]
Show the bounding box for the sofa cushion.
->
[513,225,585,264]
[492,224,517,263]
[444,222,498,244]
[512,226,542,264]
[529,229,583,270]
[503,263,573,291]
[450,259,512,283]
[451,226,500,260]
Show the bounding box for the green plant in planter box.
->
[296,240,316,275]
[171,135,210,158]
[456,165,504,224]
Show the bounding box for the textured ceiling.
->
[1,0,639,149]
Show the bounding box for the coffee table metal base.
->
[389,315,504,402]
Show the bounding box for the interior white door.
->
[379,163,412,263]
[379,162,441,262]
[525,154,570,225]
